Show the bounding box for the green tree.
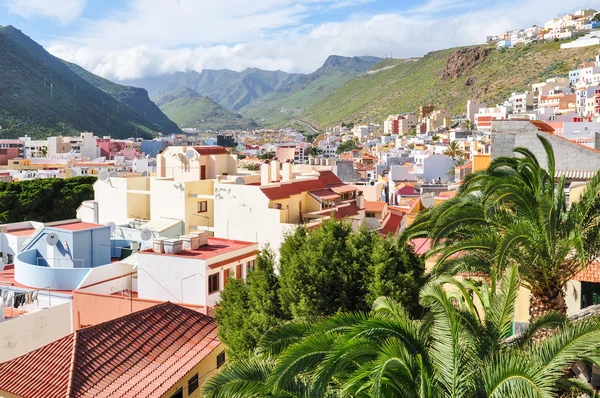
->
[442,140,464,160]
[214,247,285,360]
[306,146,323,158]
[366,236,424,316]
[242,163,261,171]
[202,265,600,398]
[336,138,360,155]
[462,119,474,131]
[406,135,600,322]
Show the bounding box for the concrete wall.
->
[15,250,92,290]
[422,155,455,183]
[71,290,207,330]
[491,121,600,171]
[0,302,71,362]
[213,183,295,252]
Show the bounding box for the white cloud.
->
[45,0,600,81]
[7,0,86,25]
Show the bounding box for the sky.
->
[1,0,599,81]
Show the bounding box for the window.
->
[217,351,226,368]
[366,212,376,218]
[208,273,219,294]
[188,373,199,394]
[197,201,208,213]
[246,260,255,273]
[170,388,183,398]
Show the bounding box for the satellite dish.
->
[140,229,152,241]
[98,171,109,181]
[46,233,59,246]
[235,176,245,185]
[141,171,149,177]
[107,222,116,233]
[185,148,196,160]
[421,193,435,209]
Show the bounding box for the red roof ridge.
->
[66,331,79,397]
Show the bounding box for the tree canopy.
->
[0,176,96,223]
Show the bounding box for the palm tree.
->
[406,135,600,321]
[462,119,474,131]
[307,146,323,159]
[443,141,464,161]
[201,265,600,397]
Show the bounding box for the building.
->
[141,139,169,157]
[508,92,535,113]
[78,146,237,235]
[137,236,258,307]
[217,134,236,147]
[0,302,224,398]
[474,105,511,132]
[384,114,418,135]
[424,110,452,133]
[418,104,435,119]
[466,100,487,123]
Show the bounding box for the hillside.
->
[0,25,180,139]
[125,55,381,126]
[64,61,180,134]
[302,40,598,127]
[240,55,382,126]
[155,88,256,130]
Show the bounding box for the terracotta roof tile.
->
[574,262,600,283]
[260,171,344,200]
[193,146,230,156]
[0,302,221,398]
[365,201,386,212]
[379,212,403,236]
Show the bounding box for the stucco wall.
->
[491,121,600,171]
[0,302,72,362]
[213,183,295,252]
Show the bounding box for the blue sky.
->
[1,0,598,80]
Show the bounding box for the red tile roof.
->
[309,189,340,200]
[260,171,345,200]
[365,201,386,212]
[379,212,403,236]
[529,120,555,133]
[5,228,36,236]
[0,302,221,398]
[329,184,358,194]
[574,262,600,283]
[410,238,431,255]
[193,146,230,156]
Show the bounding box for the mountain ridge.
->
[0,25,180,138]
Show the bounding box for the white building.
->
[137,236,258,307]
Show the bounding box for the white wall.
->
[213,183,295,252]
[0,302,72,362]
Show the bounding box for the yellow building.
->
[0,302,224,398]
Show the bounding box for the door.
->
[236,264,242,279]
[224,268,230,287]
[201,165,206,180]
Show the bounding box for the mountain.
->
[302,41,597,128]
[0,25,180,139]
[124,55,382,126]
[155,87,256,130]
[240,55,384,126]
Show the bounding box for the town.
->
[2,2,600,398]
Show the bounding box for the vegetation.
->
[336,138,360,154]
[0,177,96,223]
[214,219,425,360]
[302,41,598,128]
[0,25,177,138]
[154,87,256,130]
[442,141,464,160]
[406,136,600,324]
[306,146,323,158]
[203,265,600,397]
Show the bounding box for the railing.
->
[36,257,85,269]
[20,226,45,251]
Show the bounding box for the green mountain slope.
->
[156,88,256,130]
[0,25,180,139]
[241,55,382,126]
[64,61,180,134]
[126,55,381,127]
[302,41,597,128]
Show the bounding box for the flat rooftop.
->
[6,228,36,237]
[52,221,105,231]
[139,237,256,260]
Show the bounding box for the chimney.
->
[282,161,293,182]
[261,161,271,186]
[271,158,280,182]
[595,132,600,151]
[356,190,364,209]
